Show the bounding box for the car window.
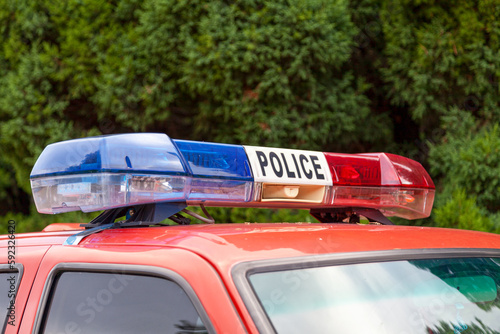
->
[0,271,18,331]
[249,257,500,333]
[41,272,208,334]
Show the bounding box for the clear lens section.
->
[260,184,326,203]
[31,173,188,214]
[331,186,435,219]
[188,178,254,202]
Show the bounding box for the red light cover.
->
[324,153,434,189]
[324,153,435,219]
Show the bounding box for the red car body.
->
[2,223,500,333]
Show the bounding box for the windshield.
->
[248,257,500,333]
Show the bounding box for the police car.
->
[2,133,500,333]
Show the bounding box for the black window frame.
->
[33,263,216,334]
[0,263,23,333]
[232,248,500,334]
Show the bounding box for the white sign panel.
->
[244,146,333,185]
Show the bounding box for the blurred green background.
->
[1,0,499,233]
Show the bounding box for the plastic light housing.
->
[174,140,253,202]
[324,153,435,219]
[30,134,188,213]
[30,133,435,220]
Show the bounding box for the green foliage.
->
[0,209,95,235]
[0,0,121,193]
[433,189,498,233]
[379,0,500,232]
[1,0,370,231]
[429,110,500,214]
[381,0,500,127]
[427,108,500,233]
[95,0,379,151]
[187,207,313,225]
[0,0,499,233]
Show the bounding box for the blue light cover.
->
[174,140,254,201]
[173,140,252,180]
[31,133,186,177]
[30,134,254,213]
[30,134,189,213]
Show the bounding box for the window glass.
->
[42,272,207,334]
[0,272,18,330]
[249,257,500,333]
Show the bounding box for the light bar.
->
[30,133,435,219]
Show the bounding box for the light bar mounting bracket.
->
[310,207,394,225]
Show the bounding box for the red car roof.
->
[7,223,500,268]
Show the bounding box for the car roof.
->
[5,223,500,266]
